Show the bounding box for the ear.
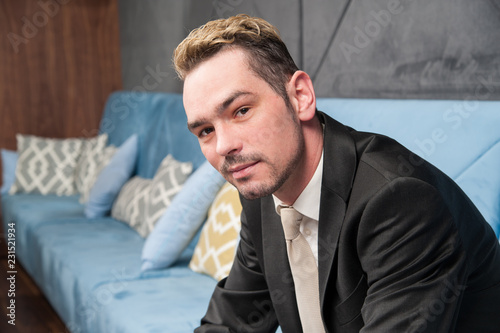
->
[287,70,316,122]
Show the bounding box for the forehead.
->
[182,48,263,115]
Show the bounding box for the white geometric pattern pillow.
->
[111,176,150,232]
[9,134,85,196]
[79,144,117,204]
[145,155,194,234]
[75,134,108,194]
[111,154,193,237]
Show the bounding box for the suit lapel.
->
[317,112,358,308]
[261,196,302,331]
[259,112,358,328]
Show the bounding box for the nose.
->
[215,124,241,156]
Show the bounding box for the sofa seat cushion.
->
[29,219,143,328]
[26,216,177,330]
[2,194,84,223]
[1,194,85,274]
[85,271,217,333]
[29,217,211,332]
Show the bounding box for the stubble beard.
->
[221,123,305,200]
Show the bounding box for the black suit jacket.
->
[196,112,500,332]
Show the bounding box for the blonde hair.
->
[173,14,298,104]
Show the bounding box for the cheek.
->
[251,118,283,148]
[201,144,221,169]
[253,116,297,151]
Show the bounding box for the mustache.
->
[220,154,263,174]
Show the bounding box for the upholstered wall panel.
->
[117,0,185,94]
[312,0,500,99]
[118,0,500,100]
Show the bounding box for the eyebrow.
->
[187,91,252,132]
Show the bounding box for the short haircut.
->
[173,14,299,106]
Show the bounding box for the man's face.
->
[183,48,305,200]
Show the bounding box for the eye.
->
[199,127,214,138]
[235,108,249,117]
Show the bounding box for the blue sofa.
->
[1,91,499,332]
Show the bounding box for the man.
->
[174,14,500,332]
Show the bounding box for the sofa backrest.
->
[98,92,499,236]
[99,91,206,179]
[317,98,500,237]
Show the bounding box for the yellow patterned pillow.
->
[189,182,242,281]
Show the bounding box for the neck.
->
[274,116,323,205]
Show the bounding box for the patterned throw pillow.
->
[75,134,108,194]
[145,155,194,234]
[189,182,242,281]
[79,145,118,204]
[111,155,193,237]
[9,134,85,196]
[111,176,150,230]
[141,161,227,272]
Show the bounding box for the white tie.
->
[279,206,325,332]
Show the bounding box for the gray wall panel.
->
[118,0,185,93]
[118,0,500,100]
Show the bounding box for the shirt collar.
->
[273,151,324,221]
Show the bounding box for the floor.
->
[0,229,68,333]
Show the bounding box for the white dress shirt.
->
[273,152,324,265]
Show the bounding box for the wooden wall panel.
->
[0,0,122,187]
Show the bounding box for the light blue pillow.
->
[84,135,138,218]
[141,160,226,271]
[1,149,18,195]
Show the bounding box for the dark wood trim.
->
[0,0,123,188]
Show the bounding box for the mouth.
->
[227,161,259,180]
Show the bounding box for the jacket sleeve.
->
[357,177,467,332]
[195,207,279,333]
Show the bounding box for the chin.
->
[238,189,267,200]
[233,179,280,201]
